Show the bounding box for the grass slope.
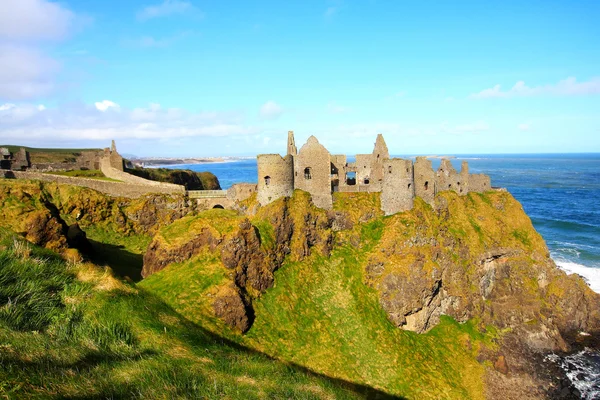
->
[141,193,499,399]
[0,229,386,399]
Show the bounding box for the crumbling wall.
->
[469,173,491,192]
[257,154,294,205]
[228,183,257,202]
[414,157,436,205]
[381,158,414,215]
[11,148,30,170]
[355,154,374,191]
[294,136,332,209]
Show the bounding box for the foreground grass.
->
[0,230,382,399]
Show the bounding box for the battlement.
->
[256,132,493,215]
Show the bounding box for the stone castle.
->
[257,132,491,215]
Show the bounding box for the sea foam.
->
[554,260,600,294]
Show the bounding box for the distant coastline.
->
[132,156,253,168]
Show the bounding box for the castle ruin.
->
[257,132,491,215]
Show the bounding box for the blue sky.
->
[0,0,599,156]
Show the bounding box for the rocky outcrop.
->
[366,192,600,352]
[142,192,335,331]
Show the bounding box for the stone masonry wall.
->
[469,174,491,192]
[227,183,257,202]
[3,171,185,198]
[381,158,414,215]
[294,136,333,209]
[257,154,294,206]
[414,156,436,205]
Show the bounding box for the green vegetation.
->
[140,193,506,399]
[42,169,122,182]
[126,166,221,190]
[1,145,102,165]
[0,229,381,399]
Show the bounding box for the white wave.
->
[554,260,600,294]
[560,349,600,400]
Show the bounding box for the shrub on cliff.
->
[125,166,221,190]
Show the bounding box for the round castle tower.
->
[257,154,294,206]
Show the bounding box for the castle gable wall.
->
[414,156,436,205]
[381,158,414,215]
[295,136,332,209]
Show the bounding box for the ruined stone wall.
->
[414,156,436,205]
[11,148,30,170]
[369,134,389,189]
[436,159,470,196]
[227,183,257,202]
[99,157,183,194]
[76,150,103,170]
[469,173,491,192]
[355,154,374,190]
[3,171,185,198]
[196,197,234,211]
[381,158,414,215]
[257,154,294,206]
[294,136,333,209]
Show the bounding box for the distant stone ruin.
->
[257,132,492,215]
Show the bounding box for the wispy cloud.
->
[137,0,201,21]
[470,77,600,99]
[0,102,257,141]
[0,0,80,101]
[518,123,531,131]
[95,100,119,112]
[441,121,489,134]
[324,0,343,18]
[259,101,284,120]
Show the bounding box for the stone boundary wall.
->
[99,157,183,192]
[2,170,185,198]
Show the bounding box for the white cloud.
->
[0,0,80,101]
[471,77,600,99]
[0,44,60,100]
[137,0,201,21]
[518,123,530,131]
[95,100,120,112]
[0,102,258,141]
[259,101,284,120]
[0,104,16,111]
[0,0,74,41]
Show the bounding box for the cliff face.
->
[0,179,194,258]
[140,189,599,399]
[143,189,599,342]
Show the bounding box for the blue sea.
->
[169,154,600,294]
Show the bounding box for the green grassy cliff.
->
[0,178,598,399]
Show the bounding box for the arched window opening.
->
[448,184,452,188]
[364,178,370,185]
[213,204,224,209]
[408,183,412,189]
[388,166,392,174]
[424,181,429,190]
[304,167,312,180]
[406,168,409,173]
[264,176,271,186]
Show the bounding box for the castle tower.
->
[381,158,414,215]
[287,131,297,156]
[414,157,436,205]
[111,140,117,153]
[257,154,294,206]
